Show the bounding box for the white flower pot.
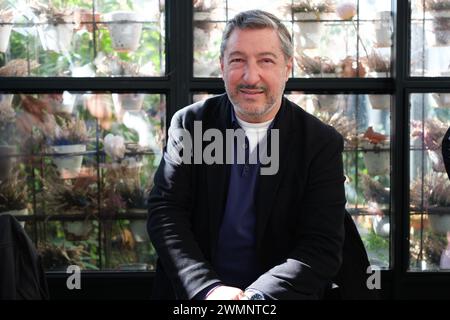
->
[105,11,143,52]
[430,11,450,46]
[368,94,390,110]
[314,94,340,112]
[362,144,390,176]
[0,208,29,228]
[50,144,86,179]
[374,11,392,47]
[369,71,390,78]
[112,93,145,113]
[0,93,13,106]
[0,21,13,53]
[130,219,149,243]
[194,27,209,50]
[432,93,450,108]
[427,149,445,172]
[428,207,450,235]
[194,58,219,77]
[295,22,322,49]
[38,18,74,53]
[372,215,390,237]
[63,220,93,241]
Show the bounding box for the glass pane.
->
[0,91,165,271]
[192,0,393,78]
[0,0,165,77]
[410,0,450,76]
[409,93,450,271]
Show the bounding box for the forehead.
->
[225,28,282,56]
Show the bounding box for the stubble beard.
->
[225,83,284,122]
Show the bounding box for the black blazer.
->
[0,214,49,300]
[148,94,348,300]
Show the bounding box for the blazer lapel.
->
[255,99,294,252]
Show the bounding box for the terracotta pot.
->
[74,9,100,32]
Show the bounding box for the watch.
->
[244,289,265,300]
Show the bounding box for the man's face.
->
[220,28,293,123]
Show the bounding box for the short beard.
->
[225,83,282,122]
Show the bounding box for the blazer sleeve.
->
[147,110,221,300]
[249,129,346,299]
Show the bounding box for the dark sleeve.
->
[147,111,221,300]
[249,130,346,299]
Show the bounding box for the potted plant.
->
[425,0,450,46]
[432,91,450,108]
[102,149,149,242]
[30,2,75,53]
[338,56,367,78]
[193,0,222,21]
[290,0,335,48]
[313,94,340,113]
[411,118,448,172]
[0,93,17,180]
[296,54,337,77]
[0,58,39,76]
[103,10,143,52]
[0,169,29,228]
[119,175,150,243]
[367,52,391,110]
[411,172,450,235]
[0,9,14,53]
[44,169,98,241]
[73,8,100,33]
[361,174,390,237]
[120,183,150,243]
[374,10,392,47]
[360,126,390,176]
[367,51,390,78]
[47,117,89,179]
[112,93,145,114]
[38,242,86,271]
[316,111,358,148]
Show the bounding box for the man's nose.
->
[242,61,260,85]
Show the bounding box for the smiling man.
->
[148,10,347,300]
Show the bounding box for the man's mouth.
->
[239,88,265,95]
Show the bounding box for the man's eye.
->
[262,59,274,64]
[230,59,243,63]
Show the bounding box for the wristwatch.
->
[244,289,265,300]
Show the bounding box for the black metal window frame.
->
[1,0,449,299]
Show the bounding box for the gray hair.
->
[220,10,293,61]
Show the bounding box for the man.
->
[147,10,346,300]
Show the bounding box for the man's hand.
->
[205,286,245,300]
